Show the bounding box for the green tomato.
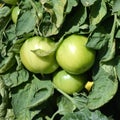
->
[20,36,59,74]
[2,0,18,5]
[56,34,95,75]
[11,6,20,23]
[53,70,87,94]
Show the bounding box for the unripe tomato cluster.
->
[53,34,95,94]
[20,34,95,94]
[8,0,95,94]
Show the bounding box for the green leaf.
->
[32,48,55,57]
[72,93,88,110]
[112,0,120,13]
[16,9,36,36]
[87,61,118,110]
[64,0,79,14]
[116,27,120,38]
[59,3,87,36]
[5,24,17,42]
[90,0,107,26]
[9,38,25,54]
[61,108,109,120]
[5,109,15,120]
[81,0,97,7]
[51,0,67,29]
[11,76,54,119]
[115,56,120,82]
[39,0,67,37]
[87,26,110,50]
[0,6,11,18]
[31,40,57,57]
[88,14,116,62]
[101,37,116,62]
[100,14,117,62]
[1,67,29,88]
[0,77,8,119]
[57,96,75,115]
[0,53,16,74]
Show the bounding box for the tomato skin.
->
[11,6,20,23]
[53,70,87,94]
[20,36,59,74]
[56,34,95,75]
[3,0,18,5]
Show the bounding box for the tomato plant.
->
[56,34,96,74]
[1,0,120,119]
[53,70,87,94]
[2,0,17,5]
[20,36,59,74]
[11,6,20,23]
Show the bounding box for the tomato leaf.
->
[1,67,29,88]
[0,77,9,119]
[51,0,67,29]
[0,53,16,74]
[57,96,75,115]
[112,0,120,13]
[59,3,87,36]
[0,6,11,18]
[87,26,110,50]
[31,48,56,57]
[61,108,109,120]
[90,0,107,26]
[115,56,120,82]
[81,0,97,7]
[16,9,36,36]
[64,0,79,14]
[87,60,118,110]
[5,109,15,120]
[11,76,54,119]
[5,24,17,42]
[39,0,67,37]
[72,94,88,110]
[100,15,117,62]
[88,14,117,62]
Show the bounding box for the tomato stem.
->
[53,83,77,108]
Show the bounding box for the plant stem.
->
[53,83,77,108]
